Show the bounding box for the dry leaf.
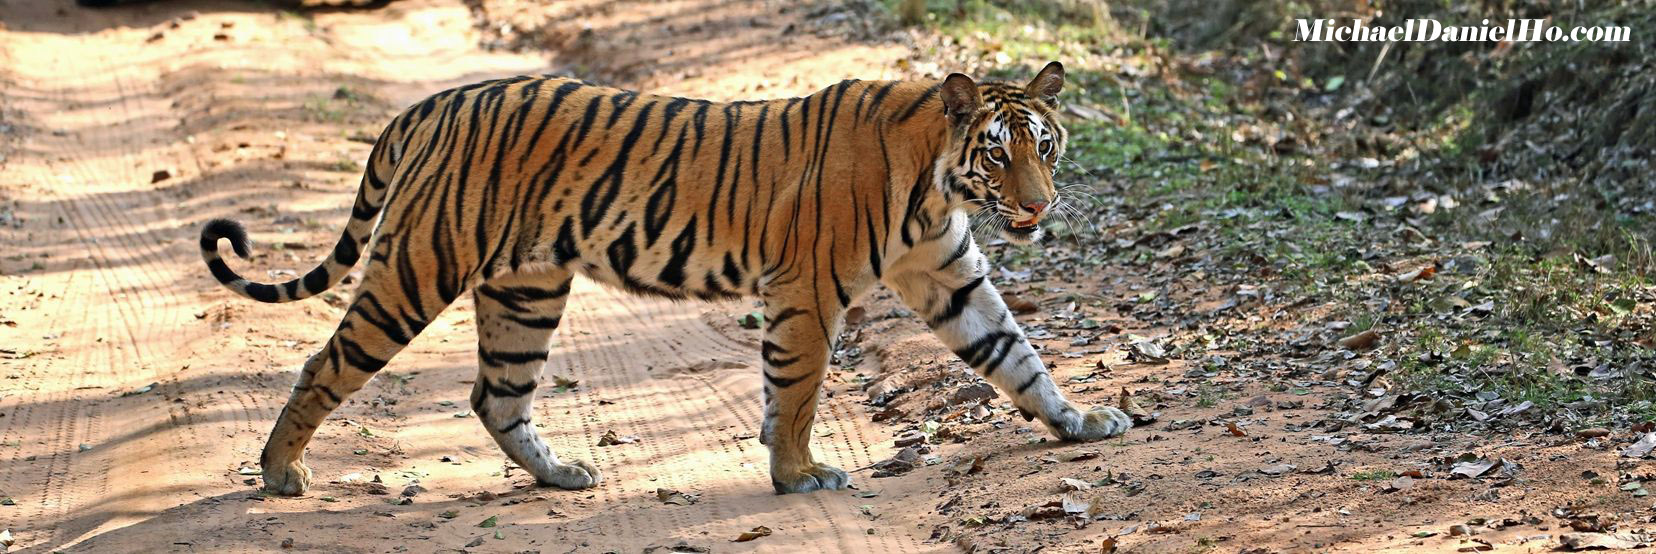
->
[598,430,640,446]
[1118,388,1155,426]
[1063,450,1102,462]
[1560,532,1652,550]
[1623,433,1656,458]
[1385,476,1415,492]
[843,306,868,326]
[1337,329,1382,350]
[1060,478,1093,492]
[1060,492,1092,514]
[945,456,985,477]
[733,526,772,542]
[1449,457,1501,479]
[1002,292,1039,315]
[655,488,699,505]
[1394,265,1437,283]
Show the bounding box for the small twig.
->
[1366,40,1394,84]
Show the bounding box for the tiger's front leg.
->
[886,230,1131,442]
[757,296,850,494]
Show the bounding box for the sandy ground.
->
[0,1,1644,553]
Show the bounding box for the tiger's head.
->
[936,61,1069,245]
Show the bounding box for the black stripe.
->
[761,340,801,368]
[863,81,899,120]
[355,293,413,345]
[503,314,561,329]
[302,267,329,294]
[606,223,639,277]
[552,217,580,263]
[481,376,539,397]
[497,418,532,434]
[480,349,550,367]
[657,216,697,288]
[953,332,1013,375]
[864,205,883,279]
[314,384,342,405]
[338,338,389,373]
[829,256,850,308]
[246,283,279,303]
[937,237,971,270]
[721,252,743,288]
[894,83,943,122]
[1017,371,1045,394]
[931,275,985,326]
[207,258,237,284]
[333,232,360,266]
[767,307,807,331]
[764,370,807,389]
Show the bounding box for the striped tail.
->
[200,128,399,304]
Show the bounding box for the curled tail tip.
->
[201,218,252,258]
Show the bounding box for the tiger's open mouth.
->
[1001,217,1040,240]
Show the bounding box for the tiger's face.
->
[937,62,1069,245]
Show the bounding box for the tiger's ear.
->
[1025,61,1064,106]
[940,73,982,126]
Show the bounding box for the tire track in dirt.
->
[0,5,279,548]
[528,280,926,551]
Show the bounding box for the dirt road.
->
[0,1,933,551]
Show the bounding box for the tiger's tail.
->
[199,124,401,304]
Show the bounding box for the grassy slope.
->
[895,0,1654,430]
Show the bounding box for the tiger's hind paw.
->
[536,459,602,490]
[771,462,851,494]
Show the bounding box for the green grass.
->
[1349,470,1397,481]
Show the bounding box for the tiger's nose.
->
[1022,201,1048,216]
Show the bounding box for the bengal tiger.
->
[199,61,1133,495]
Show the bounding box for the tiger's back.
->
[355,76,938,302]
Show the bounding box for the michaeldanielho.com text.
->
[1295,18,1631,42]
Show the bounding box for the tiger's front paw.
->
[537,459,602,490]
[261,459,312,496]
[1056,405,1132,442]
[771,462,851,494]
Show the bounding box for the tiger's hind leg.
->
[470,268,600,490]
[758,292,850,494]
[262,256,457,495]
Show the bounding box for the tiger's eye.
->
[987,147,1007,165]
[1039,139,1053,156]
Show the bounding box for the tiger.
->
[199,60,1133,496]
